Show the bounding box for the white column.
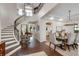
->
[38,20,46,42]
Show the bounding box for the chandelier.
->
[64,10,78,26]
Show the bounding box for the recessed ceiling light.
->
[59,19,63,21]
[49,17,54,20]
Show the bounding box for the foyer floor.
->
[11,37,62,56]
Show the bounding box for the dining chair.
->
[55,31,60,37]
[49,32,62,51]
[74,33,79,49]
[67,32,76,51]
[61,30,65,37]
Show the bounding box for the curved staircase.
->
[0,3,44,56]
[1,26,21,56]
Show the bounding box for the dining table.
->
[56,36,68,50]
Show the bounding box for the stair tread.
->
[4,39,15,42]
[6,43,19,50]
[6,40,16,45]
[1,34,13,36]
[6,42,17,47]
[2,38,14,41]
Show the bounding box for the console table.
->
[0,41,5,56]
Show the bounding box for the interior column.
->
[38,20,46,42]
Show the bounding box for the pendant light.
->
[68,10,71,21]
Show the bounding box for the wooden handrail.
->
[14,15,24,41]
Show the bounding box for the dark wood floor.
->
[11,37,62,56]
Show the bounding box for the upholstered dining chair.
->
[49,31,62,51]
[55,31,60,37]
[67,32,76,51]
[61,30,65,37]
[74,33,79,49]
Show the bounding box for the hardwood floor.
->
[41,42,62,56]
[11,37,62,56]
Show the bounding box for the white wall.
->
[38,19,64,42]
[38,19,79,42]
[0,3,19,29]
[0,20,1,40]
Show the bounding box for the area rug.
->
[25,51,47,56]
[45,42,78,56]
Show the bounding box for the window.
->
[18,9,23,16]
[25,6,33,16]
[74,25,79,32]
[75,25,79,30]
[25,9,33,16]
[18,6,33,16]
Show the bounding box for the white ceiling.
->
[25,3,40,8]
[1,3,79,29]
[43,3,79,21]
[38,3,58,18]
[17,3,41,9]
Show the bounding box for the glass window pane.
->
[18,9,23,16]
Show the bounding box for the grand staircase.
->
[1,26,21,56]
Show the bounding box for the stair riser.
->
[2,32,13,33]
[1,33,13,35]
[1,31,13,33]
[2,28,13,30]
[2,38,14,41]
[2,29,13,31]
[4,39,14,42]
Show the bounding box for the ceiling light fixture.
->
[49,17,54,20]
[68,10,71,21]
[59,18,63,21]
